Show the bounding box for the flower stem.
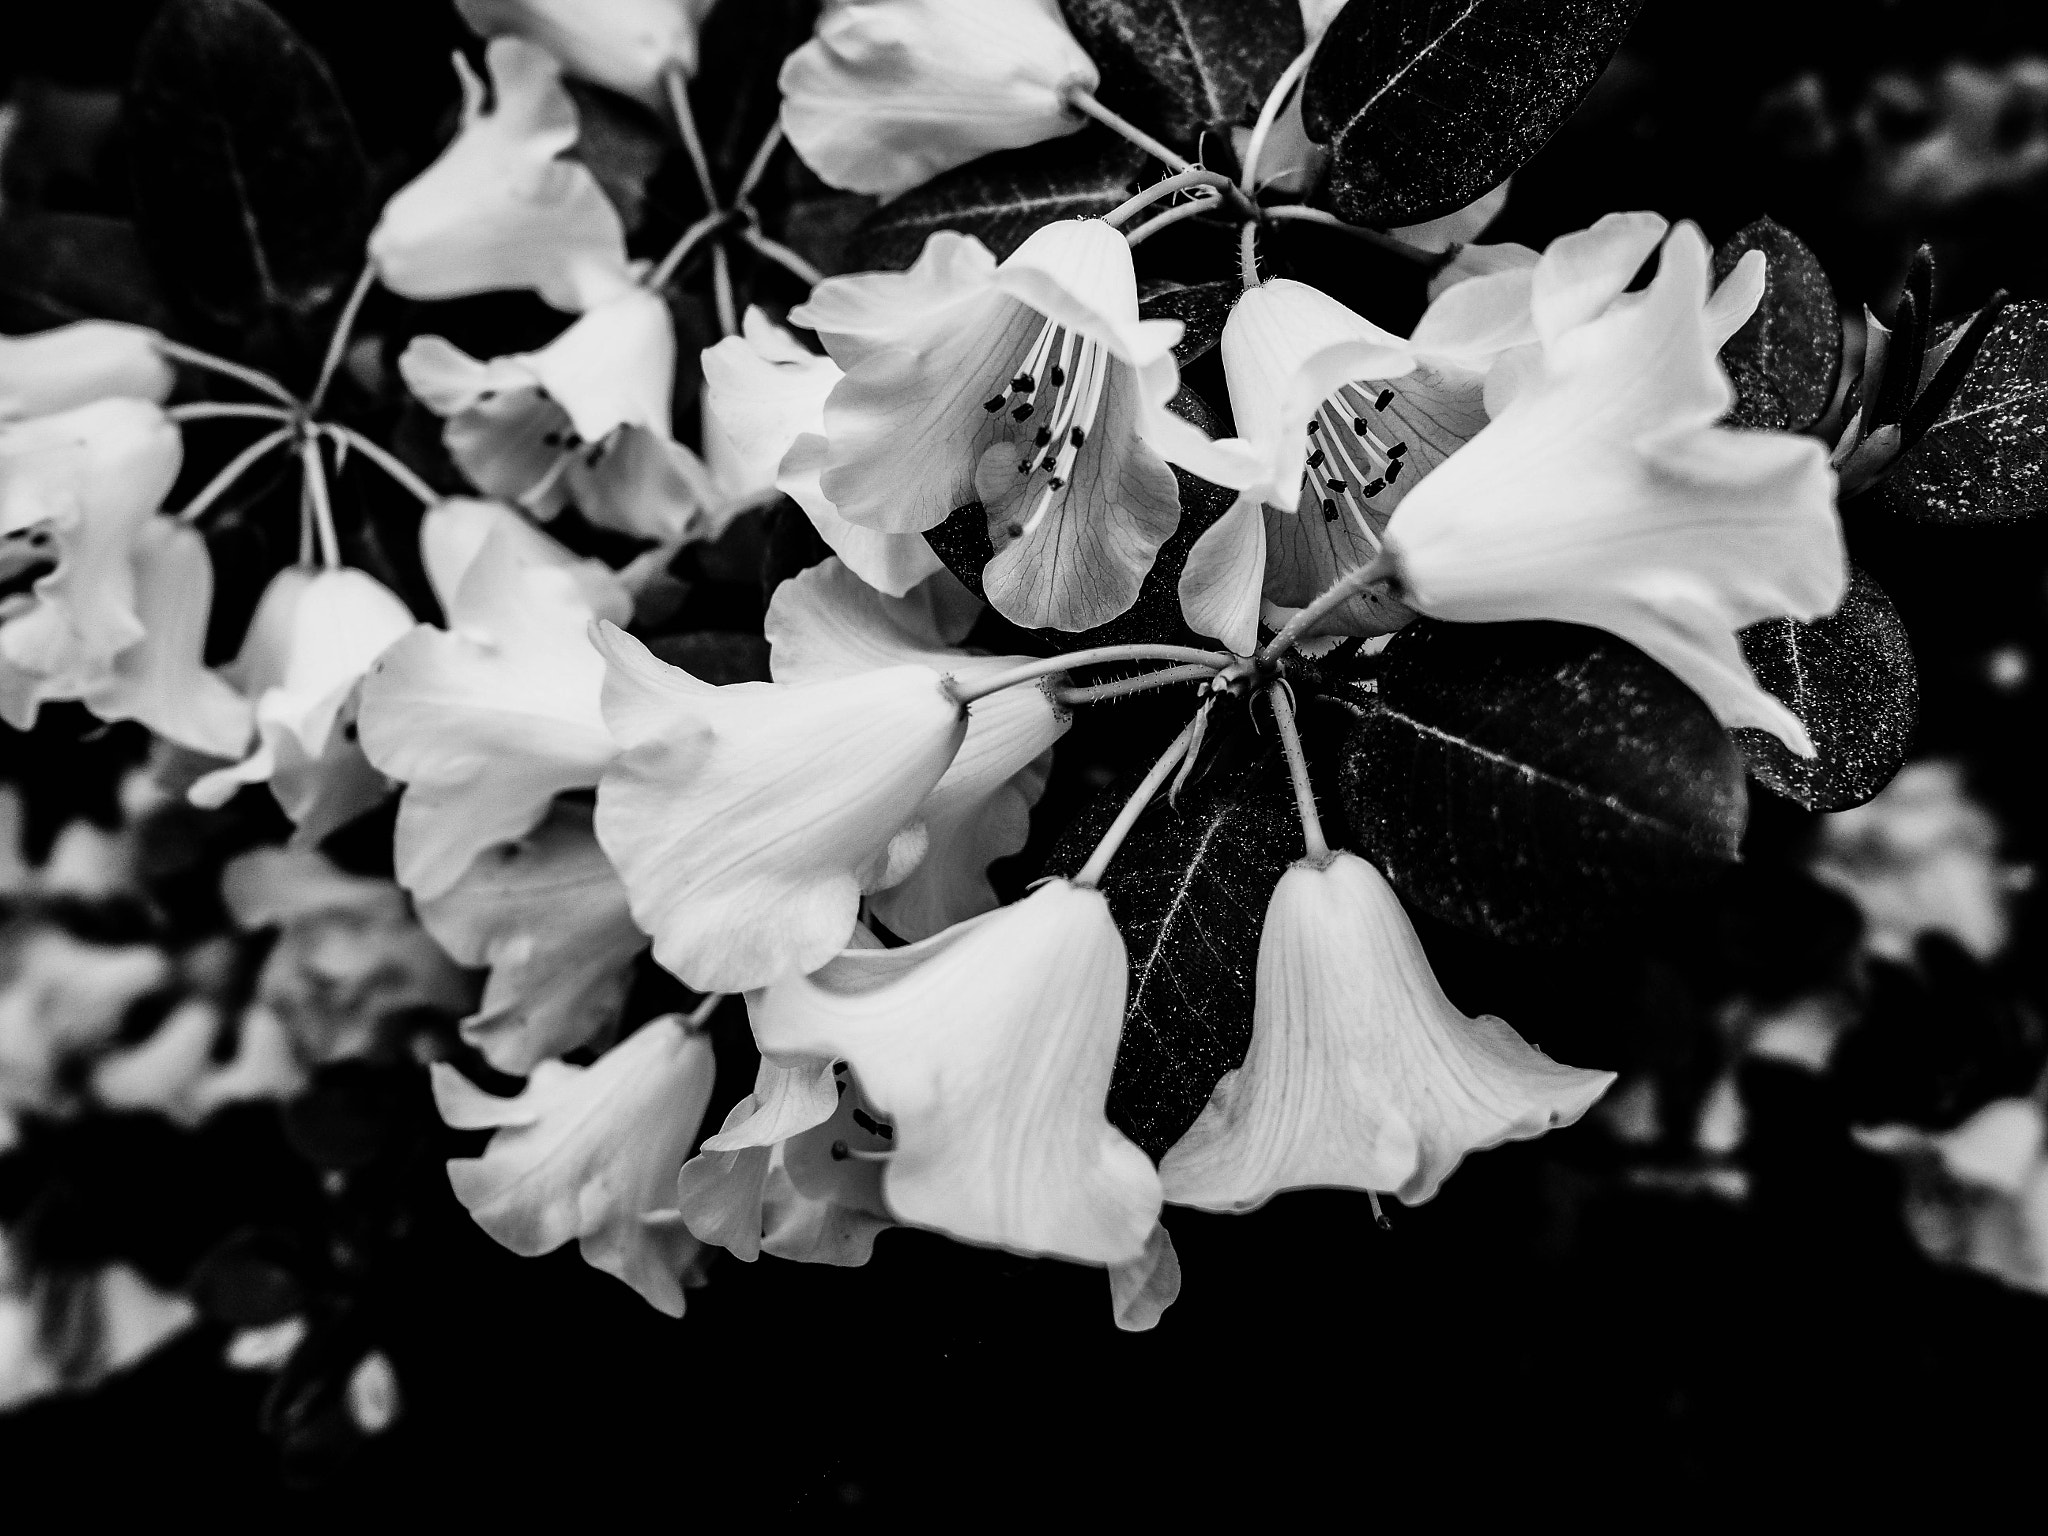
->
[1123,191,1223,248]
[1053,663,1217,706]
[1260,551,1395,663]
[710,240,740,335]
[648,210,730,290]
[1239,49,1310,192]
[663,65,721,211]
[176,427,293,524]
[681,992,726,1031]
[1259,205,1438,266]
[734,122,784,205]
[167,402,296,425]
[1268,681,1329,862]
[1063,85,1192,173]
[310,263,376,414]
[1073,715,1201,888]
[948,645,1232,707]
[323,425,439,506]
[301,435,342,569]
[741,226,825,290]
[153,339,299,408]
[1240,220,1261,288]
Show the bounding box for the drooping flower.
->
[369,38,634,313]
[1159,853,1613,1210]
[401,285,717,542]
[417,800,648,1075]
[1,398,181,731]
[456,0,717,108]
[792,222,1184,632]
[763,557,1067,939]
[1858,1098,2048,1297]
[189,566,416,840]
[0,322,174,421]
[592,621,967,990]
[701,308,943,597]
[779,0,1099,200]
[750,879,1162,1264]
[433,1016,716,1316]
[358,499,629,902]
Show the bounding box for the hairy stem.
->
[176,427,293,524]
[323,425,439,507]
[1123,191,1223,248]
[1063,85,1192,173]
[301,436,342,569]
[664,65,721,211]
[1072,715,1201,888]
[1240,219,1261,288]
[153,339,299,408]
[741,227,826,290]
[167,402,295,425]
[1268,681,1329,862]
[1053,663,1218,706]
[947,645,1233,707]
[1260,551,1395,663]
[649,210,730,290]
[1103,166,1238,227]
[1239,49,1310,192]
[310,262,377,414]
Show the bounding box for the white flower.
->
[751,879,1162,1264]
[1159,853,1613,1210]
[369,38,634,313]
[457,0,717,108]
[764,557,1066,939]
[0,322,174,421]
[780,0,1099,200]
[793,221,1184,631]
[358,498,628,902]
[401,286,718,543]
[417,801,647,1076]
[433,1016,716,1316]
[1859,1099,2048,1297]
[592,620,967,990]
[1108,1222,1180,1331]
[701,308,943,596]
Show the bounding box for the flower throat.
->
[983,318,1109,540]
[1304,382,1409,544]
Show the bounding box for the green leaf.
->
[1712,217,1841,433]
[1336,619,1746,943]
[1303,0,1643,227]
[1883,299,2048,525]
[843,128,1146,271]
[1734,567,1916,812]
[126,0,371,347]
[1058,0,1305,155]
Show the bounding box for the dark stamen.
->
[1363,478,1385,498]
[1325,479,1347,492]
[1385,459,1402,483]
[1049,364,1066,387]
[1069,426,1086,448]
[985,395,1007,413]
[1011,373,1035,393]
[1307,448,1325,469]
[1388,441,1408,459]
[1306,418,1321,434]
[1034,426,1052,446]
[1011,403,1034,422]
[830,1140,850,1161]
[1353,416,1370,434]
[851,1108,892,1138]
[1322,498,1338,521]
[1375,389,1394,411]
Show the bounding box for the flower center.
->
[982,318,1110,540]
[1302,383,1409,545]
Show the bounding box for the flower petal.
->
[456,0,714,105]
[0,322,174,421]
[1529,210,1669,344]
[1176,493,1265,654]
[1107,1222,1180,1331]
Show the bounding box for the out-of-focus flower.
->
[764,558,1065,939]
[222,848,475,1066]
[457,0,718,108]
[345,1350,402,1435]
[1,1232,197,1411]
[370,39,634,313]
[359,499,628,902]
[792,222,1183,631]
[0,322,174,421]
[1859,1097,2048,1297]
[780,0,1098,200]
[417,801,647,1075]
[89,1000,307,1125]
[701,308,943,597]
[433,1015,715,1315]
[1808,759,2018,964]
[752,879,1161,1264]
[1160,854,1613,1210]
[592,621,966,991]
[1,919,172,1143]
[189,566,414,840]
[402,286,720,543]
[1,398,181,732]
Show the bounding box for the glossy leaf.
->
[1884,299,2048,525]
[1303,0,1643,226]
[1337,620,1746,943]
[1058,0,1304,154]
[1712,217,1841,433]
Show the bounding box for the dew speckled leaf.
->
[1059,0,1305,155]
[1336,620,1746,944]
[1712,217,1842,433]
[1885,299,2048,525]
[1140,279,1240,365]
[1734,567,1917,812]
[1303,0,1643,227]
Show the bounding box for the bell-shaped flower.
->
[792,222,1183,632]
[765,558,1065,938]
[359,499,629,903]
[1,398,180,731]
[1160,853,1613,1210]
[189,566,415,838]
[369,39,633,313]
[780,0,1099,200]
[417,801,647,1075]
[751,879,1162,1264]
[702,308,943,596]
[456,0,716,108]
[592,620,967,990]
[1,322,174,421]
[1379,222,1843,751]
[433,1015,715,1316]
[401,285,712,542]
[80,517,253,759]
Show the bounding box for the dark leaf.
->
[1336,619,1746,943]
[563,81,667,236]
[844,128,1146,271]
[1058,0,1305,154]
[282,1062,406,1171]
[189,1227,307,1327]
[1883,299,2048,525]
[1711,217,1841,433]
[126,0,371,345]
[1734,566,1916,812]
[1303,0,1644,226]
[1044,721,1300,1159]
[689,0,821,196]
[1140,278,1240,365]
[644,631,774,685]
[0,213,173,332]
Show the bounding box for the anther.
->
[1069,426,1085,448]
[1034,426,1052,446]
[1363,478,1385,498]
[1325,478,1347,493]
[1307,448,1325,469]
[1374,389,1394,411]
[1388,441,1408,459]
[1385,459,1402,484]
[851,1108,893,1139]
[1007,521,1025,538]
[1353,416,1370,434]
[1322,497,1337,521]
[1011,373,1035,393]
[1011,403,1034,422]
[1368,1189,1392,1230]
[1306,418,1321,434]
[984,395,1007,413]
[1049,364,1066,387]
